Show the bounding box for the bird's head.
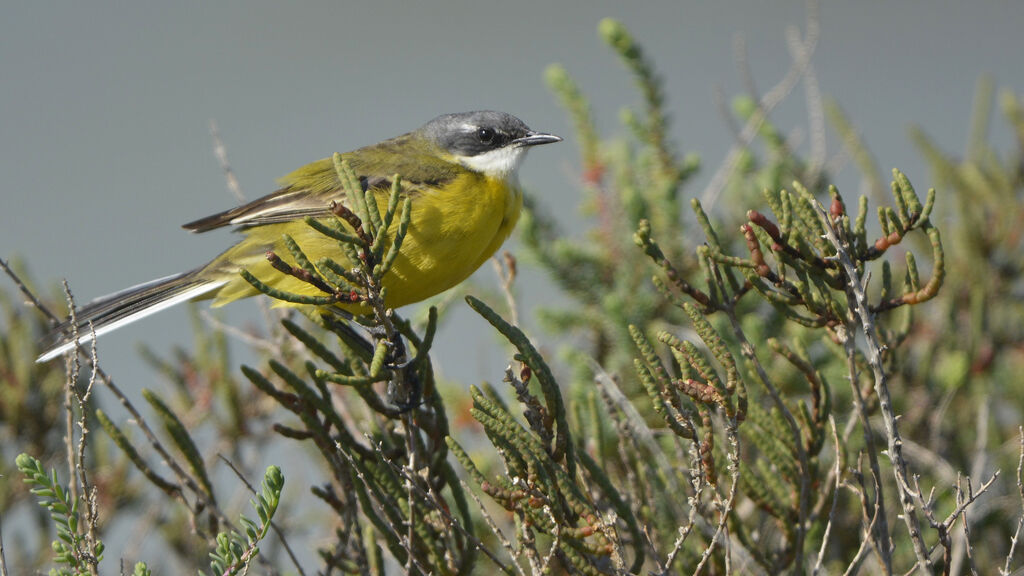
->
[420,110,561,178]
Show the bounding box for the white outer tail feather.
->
[36,280,226,363]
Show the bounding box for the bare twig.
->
[210,119,246,202]
[960,478,979,576]
[77,330,101,575]
[717,257,811,570]
[199,310,280,354]
[814,415,843,575]
[922,472,998,576]
[402,416,417,576]
[0,507,8,576]
[660,441,706,575]
[840,323,892,573]
[852,447,896,575]
[58,283,100,575]
[0,258,61,324]
[1000,427,1024,575]
[842,464,878,576]
[62,286,82,548]
[460,478,525,576]
[814,197,932,574]
[491,252,520,327]
[539,505,561,575]
[951,394,991,575]
[337,443,432,576]
[691,424,741,576]
[591,360,685,500]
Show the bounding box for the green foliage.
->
[0,260,74,507]
[234,154,474,574]
[144,388,217,500]
[529,19,700,382]
[449,297,636,573]
[16,453,104,575]
[207,465,284,576]
[518,17,1017,576]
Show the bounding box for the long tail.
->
[36,271,226,362]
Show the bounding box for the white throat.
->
[456,146,529,179]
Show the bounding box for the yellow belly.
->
[206,171,522,311]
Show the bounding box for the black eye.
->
[477,127,496,145]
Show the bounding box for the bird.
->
[37,110,561,362]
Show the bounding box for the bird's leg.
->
[318,311,422,411]
[361,322,421,412]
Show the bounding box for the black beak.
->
[513,131,562,147]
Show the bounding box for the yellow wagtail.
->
[38,110,560,361]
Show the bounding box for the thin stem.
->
[816,200,932,574]
[715,258,810,572]
[813,416,843,575]
[841,324,892,573]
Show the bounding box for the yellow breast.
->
[209,171,522,310]
[382,171,522,306]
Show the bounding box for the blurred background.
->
[2,0,1023,568]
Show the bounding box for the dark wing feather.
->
[183,133,459,233]
[182,187,332,232]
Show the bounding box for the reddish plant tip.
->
[748,210,781,239]
[875,231,904,252]
[503,251,518,279]
[830,196,844,218]
[519,363,532,383]
[582,164,605,186]
[741,224,770,275]
[969,346,995,375]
